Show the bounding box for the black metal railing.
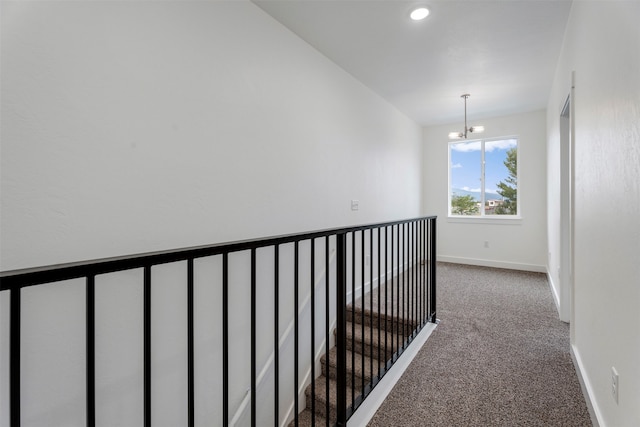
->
[0,216,436,427]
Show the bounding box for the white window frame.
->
[448,136,521,222]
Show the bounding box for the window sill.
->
[447,215,522,225]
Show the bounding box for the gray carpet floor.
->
[367,262,592,427]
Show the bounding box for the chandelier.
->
[448,94,484,139]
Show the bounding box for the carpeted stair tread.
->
[304,375,355,422]
[346,304,421,333]
[321,346,380,388]
[341,321,407,359]
[287,408,328,427]
[350,265,428,319]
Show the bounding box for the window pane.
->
[450,141,481,216]
[484,139,517,215]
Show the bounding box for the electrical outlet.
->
[484,241,489,248]
[611,367,619,404]
[351,200,359,211]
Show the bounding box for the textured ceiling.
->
[254,0,572,126]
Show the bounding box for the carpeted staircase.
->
[290,277,422,427]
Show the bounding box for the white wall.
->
[0,2,424,426]
[0,0,422,272]
[547,2,640,426]
[422,110,548,271]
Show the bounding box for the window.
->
[449,137,519,217]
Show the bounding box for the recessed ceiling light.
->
[410,7,430,21]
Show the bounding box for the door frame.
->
[559,72,575,327]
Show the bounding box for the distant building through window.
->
[449,137,519,217]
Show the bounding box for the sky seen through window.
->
[450,138,517,201]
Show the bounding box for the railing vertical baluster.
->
[425,220,430,321]
[415,220,419,325]
[87,274,96,427]
[390,225,395,360]
[351,232,355,406]
[10,283,21,427]
[396,224,400,357]
[402,224,404,344]
[187,260,195,427]
[396,224,402,356]
[424,220,428,321]
[369,229,374,386]
[419,221,423,325]
[419,222,422,325]
[417,222,421,327]
[406,223,409,339]
[404,223,411,342]
[420,221,423,324]
[407,223,411,338]
[411,222,420,335]
[417,220,420,324]
[377,227,381,378]
[407,223,410,340]
[274,246,280,427]
[423,219,427,323]
[419,220,424,325]
[423,220,427,324]
[250,250,257,427]
[361,230,365,398]
[411,222,420,336]
[409,223,412,332]
[294,241,299,427]
[407,223,411,337]
[336,232,347,427]
[324,237,330,427]
[406,222,413,337]
[144,266,152,427]
[400,224,404,347]
[425,219,429,322]
[310,239,316,427]
[402,223,408,350]
[422,223,429,322]
[427,219,431,321]
[222,254,229,426]
[430,219,437,322]
[410,222,414,334]
[384,226,388,368]
[409,222,412,332]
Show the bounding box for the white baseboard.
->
[437,255,546,273]
[571,344,603,427]
[347,322,438,427]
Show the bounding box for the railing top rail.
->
[1,215,436,290]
